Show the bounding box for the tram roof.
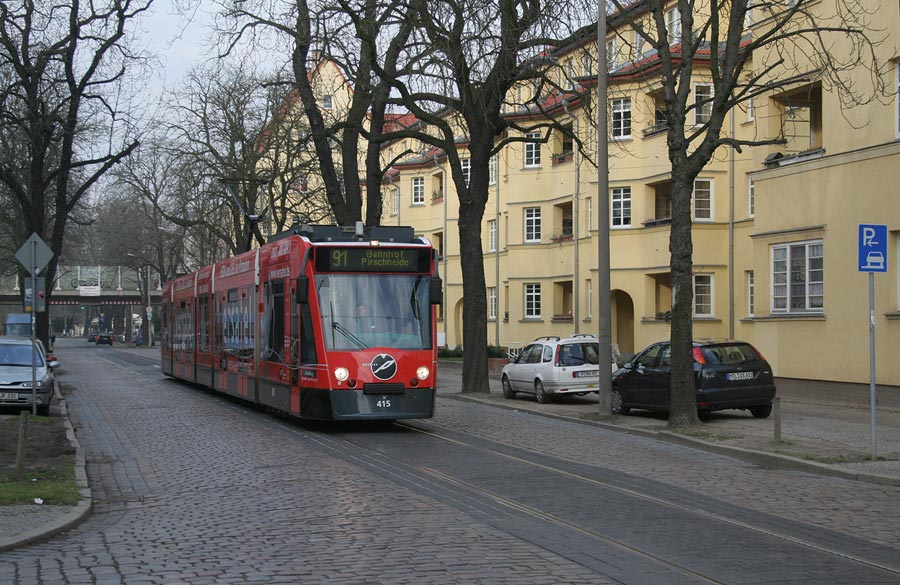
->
[267,223,421,245]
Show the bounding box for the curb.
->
[441,393,900,487]
[0,379,93,553]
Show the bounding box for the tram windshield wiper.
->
[332,321,369,350]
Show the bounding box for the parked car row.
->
[0,337,60,416]
[501,335,776,419]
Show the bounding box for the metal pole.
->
[869,271,877,460]
[30,240,37,416]
[145,266,151,347]
[596,0,612,415]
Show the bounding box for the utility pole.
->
[596,1,613,416]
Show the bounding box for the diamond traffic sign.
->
[15,233,54,276]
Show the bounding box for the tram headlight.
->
[334,367,350,382]
[416,366,430,381]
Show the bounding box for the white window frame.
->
[488,287,497,320]
[581,52,592,77]
[771,240,824,313]
[524,283,542,319]
[322,95,333,110]
[746,92,755,122]
[610,98,632,140]
[747,270,755,317]
[524,132,541,168]
[586,279,593,318]
[665,7,681,42]
[611,187,631,228]
[488,219,497,252]
[693,178,713,221]
[633,30,645,60]
[895,61,900,139]
[694,83,713,126]
[461,158,471,187]
[587,197,593,231]
[693,274,714,317]
[391,187,399,216]
[748,177,755,217]
[489,155,498,185]
[524,207,542,242]
[412,177,425,205]
[606,38,617,70]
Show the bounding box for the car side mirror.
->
[296,276,309,305]
[48,358,60,369]
[429,277,442,305]
[623,362,633,370]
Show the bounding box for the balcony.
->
[643,121,669,137]
[552,151,574,166]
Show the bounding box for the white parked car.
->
[501,334,618,404]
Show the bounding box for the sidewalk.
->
[436,361,900,486]
[2,355,899,553]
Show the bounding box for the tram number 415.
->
[376,397,392,408]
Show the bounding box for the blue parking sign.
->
[858,224,888,272]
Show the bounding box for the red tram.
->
[161,224,441,421]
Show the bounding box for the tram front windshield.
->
[316,273,432,350]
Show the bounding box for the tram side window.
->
[198,295,210,353]
[175,302,194,350]
[260,281,285,361]
[214,295,224,355]
[220,287,255,357]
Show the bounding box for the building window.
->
[694,83,713,125]
[633,30,645,60]
[693,179,713,221]
[611,98,631,139]
[525,132,541,168]
[747,271,755,317]
[524,283,541,318]
[611,187,631,227]
[746,92,755,122]
[748,177,755,217]
[412,177,424,205]
[391,187,399,216]
[606,38,617,70]
[489,155,498,185]
[524,207,541,242]
[297,175,309,193]
[586,279,593,318]
[693,274,713,317]
[488,219,497,252]
[895,62,899,139]
[581,52,592,77]
[462,158,471,187]
[322,95,333,110]
[665,7,681,41]
[771,240,824,313]
[587,197,593,231]
[488,287,497,320]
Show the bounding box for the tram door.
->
[258,279,293,412]
[161,304,173,375]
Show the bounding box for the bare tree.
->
[0,0,149,344]
[601,0,885,428]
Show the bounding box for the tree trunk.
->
[458,198,490,394]
[667,166,700,429]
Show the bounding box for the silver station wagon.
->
[501,334,616,404]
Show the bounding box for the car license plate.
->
[726,371,754,381]
[0,392,19,400]
[574,370,599,378]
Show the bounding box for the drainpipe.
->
[562,99,580,333]
[494,156,501,348]
[728,109,735,339]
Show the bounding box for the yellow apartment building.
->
[378,0,900,388]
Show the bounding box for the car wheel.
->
[534,380,550,404]
[37,403,50,417]
[502,376,516,399]
[698,410,712,422]
[611,388,630,415]
[750,404,773,419]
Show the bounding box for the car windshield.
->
[700,343,761,365]
[0,344,44,367]
[316,273,432,350]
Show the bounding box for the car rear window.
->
[557,343,599,366]
[700,343,761,365]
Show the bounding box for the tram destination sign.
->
[316,247,431,273]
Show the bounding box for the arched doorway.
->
[611,289,634,356]
[452,297,464,349]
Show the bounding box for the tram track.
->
[312,418,900,585]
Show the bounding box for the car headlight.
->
[416,366,430,381]
[334,367,349,382]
